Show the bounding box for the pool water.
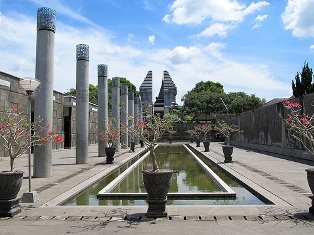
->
[63,145,271,206]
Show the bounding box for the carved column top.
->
[121,85,128,95]
[76,44,89,61]
[98,64,108,77]
[128,91,134,100]
[37,7,56,32]
[112,77,120,88]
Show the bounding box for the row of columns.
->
[33,7,143,177]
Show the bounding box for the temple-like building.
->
[139,70,177,116]
[139,71,153,115]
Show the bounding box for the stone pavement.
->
[0,142,314,234]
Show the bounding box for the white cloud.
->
[252,14,268,29]
[282,0,314,37]
[163,0,270,25]
[197,23,235,38]
[148,35,156,44]
[310,44,314,51]
[205,42,225,59]
[167,46,200,64]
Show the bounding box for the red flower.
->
[45,124,50,129]
[283,100,301,108]
[54,135,64,143]
[300,117,310,125]
[286,117,293,124]
[11,103,18,110]
[137,121,147,127]
[1,123,7,129]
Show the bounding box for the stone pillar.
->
[134,96,139,145]
[138,95,143,122]
[112,77,120,149]
[76,44,89,164]
[121,85,128,148]
[33,7,56,178]
[128,92,135,144]
[98,64,108,156]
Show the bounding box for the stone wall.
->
[89,104,98,145]
[0,72,99,158]
[218,93,314,161]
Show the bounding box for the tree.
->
[227,92,265,114]
[292,62,314,98]
[182,81,265,119]
[182,81,225,119]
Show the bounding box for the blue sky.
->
[1,0,314,105]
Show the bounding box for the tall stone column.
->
[112,77,120,150]
[138,95,143,122]
[33,7,56,178]
[76,44,89,164]
[128,92,134,144]
[121,85,128,148]
[98,64,108,156]
[134,96,139,145]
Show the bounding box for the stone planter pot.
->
[306,168,314,214]
[143,170,173,218]
[203,141,210,152]
[0,171,23,217]
[222,145,233,163]
[105,147,116,164]
[130,142,135,152]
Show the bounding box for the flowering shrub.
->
[194,123,212,141]
[98,123,120,148]
[214,120,241,146]
[185,129,195,138]
[283,100,314,155]
[128,112,179,172]
[0,106,63,171]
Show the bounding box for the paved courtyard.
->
[0,142,314,234]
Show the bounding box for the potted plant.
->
[195,123,212,152]
[98,123,119,164]
[214,120,241,163]
[185,129,195,143]
[283,99,314,214]
[0,106,63,217]
[192,126,202,147]
[129,111,179,217]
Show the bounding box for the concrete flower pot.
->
[306,168,314,214]
[222,145,233,163]
[143,170,173,218]
[203,141,210,152]
[105,147,116,164]
[0,171,23,217]
[130,142,135,152]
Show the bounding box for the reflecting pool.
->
[63,145,271,206]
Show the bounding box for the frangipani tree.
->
[0,106,63,171]
[128,111,179,172]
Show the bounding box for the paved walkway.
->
[0,142,314,234]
